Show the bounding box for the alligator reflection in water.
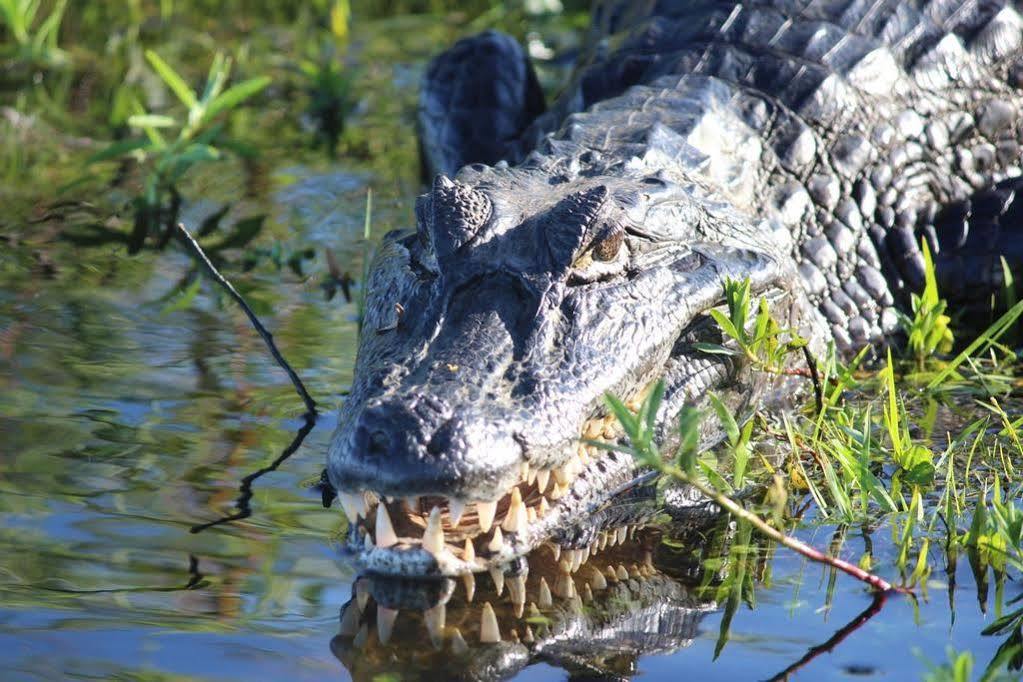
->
[331,503,729,681]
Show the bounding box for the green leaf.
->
[160,277,202,315]
[127,114,177,129]
[676,406,701,478]
[693,342,740,356]
[205,76,271,121]
[86,138,152,164]
[708,309,741,343]
[209,215,266,251]
[708,393,739,446]
[145,50,199,109]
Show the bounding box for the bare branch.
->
[175,222,318,415]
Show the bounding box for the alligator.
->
[327,0,1023,579]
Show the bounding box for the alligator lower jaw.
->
[335,526,681,653]
[337,411,647,577]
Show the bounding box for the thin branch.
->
[665,465,910,594]
[763,591,888,682]
[190,412,317,533]
[175,222,317,415]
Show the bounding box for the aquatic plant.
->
[898,241,954,369]
[87,50,269,253]
[0,0,68,65]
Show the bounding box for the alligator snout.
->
[335,396,525,502]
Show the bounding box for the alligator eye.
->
[591,227,623,262]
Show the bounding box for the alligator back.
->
[496,0,1023,348]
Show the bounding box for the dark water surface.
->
[1,6,1020,681]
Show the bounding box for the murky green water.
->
[1,5,1021,681]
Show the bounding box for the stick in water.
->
[175,222,318,415]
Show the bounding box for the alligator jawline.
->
[339,408,641,576]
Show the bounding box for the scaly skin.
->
[327,1,1023,578]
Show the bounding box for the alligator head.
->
[327,159,809,577]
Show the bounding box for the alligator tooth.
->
[487,526,504,554]
[603,423,617,439]
[582,546,591,564]
[578,446,590,465]
[339,603,361,636]
[448,499,466,526]
[536,469,550,492]
[605,566,619,583]
[377,605,397,645]
[524,625,535,643]
[598,531,608,551]
[403,496,418,513]
[480,602,501,643]
[510,628,520,644]
[582,583,594,603]
[489,565,505,596]
[375,504,398,548]
[554,571,576,599]
[507,574,526,605]
[463,573,476,602]
[353,623,369,649]
[451,627,468,655]
[550,543,561,561]
[423,506,445,555]
[463,538,476,564]
[526,466,538,485]
[538,577,553,608]
[384,495,395,504]
[527,506,537,523]
[549,482,569,500]
[553,464,571,486]
[520,461,530,481]
[590,567,607,590]
[564,549,577,572]
[339,492,363,524]
[528,602,542,620]
[616,564,629,580]
[630,564,643,579]
[477,500,497,533]
[571,549,583,573]
[502,487,527,533]
[584,419,603,440]
[616,526,628,545]
[643,550,654,570]
[423,604,446,647]
[538,496,550,517]
[363,533,373,551]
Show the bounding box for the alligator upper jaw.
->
[336,409,645,577]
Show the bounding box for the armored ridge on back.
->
[327,1,1023,579]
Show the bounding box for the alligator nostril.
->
[427,417,464,457]
[368,430,390,457]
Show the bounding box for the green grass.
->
[601,254,1023,677]
[85,50,269,252]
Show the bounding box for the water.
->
[1,6,1020,681]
